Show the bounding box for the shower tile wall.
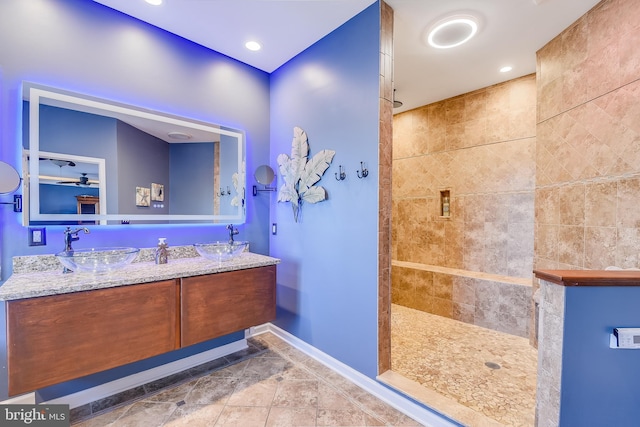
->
[535,0,640,272]
[391,75,537,336]
[392,266,530,337]
[392,75,536,278]
[378,0,394,374]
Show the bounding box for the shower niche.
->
[439,189,451,218]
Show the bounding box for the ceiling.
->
[92,0,601,113]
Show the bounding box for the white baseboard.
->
[246,324,270,337]
[1,392,36,405]
[43,339,247,409]
[262,324,457,427]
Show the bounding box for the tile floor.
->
[72,332,423,427]
[391,304,537,426]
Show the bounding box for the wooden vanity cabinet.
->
[181,265,276,347]
[5,264,277,396]
[6,280,179,396]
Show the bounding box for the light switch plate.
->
[28,227,46,246]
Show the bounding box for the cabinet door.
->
[181,265,276,347]
[6,280,179,396]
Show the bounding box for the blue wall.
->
[561,286,640,427]
[38,184,99,216]
[116,121,171,216]
[0,0,269,401]
[169,142,214,215]
[269,3,381,377]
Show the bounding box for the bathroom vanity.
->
[0,248,279,396]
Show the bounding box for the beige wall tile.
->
[557,225,585,267]
[486,111,511,143]
[535,224,559,263]
[445,97,465,124]
[452,277,475,306]
[615,227,640,268]
[452,302,474,323]
[584,227,617,269]
[585,181,617,227]
[535,187,559,225]
[617,176,640,228]
[507,222,535,278]
[432,273,453,300]
[426,105,447,153]
[620,23,640,86]
[391,267,414,307]
[431,297,453,318]
[558,183,585,226]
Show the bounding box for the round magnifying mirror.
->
[254,165,275,186]
[0,161,21,194]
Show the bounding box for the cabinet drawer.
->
[181,266,276,347]
[6,279,179,396]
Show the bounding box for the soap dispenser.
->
[155,237,169,264]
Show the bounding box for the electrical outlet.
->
[29,227,46,246]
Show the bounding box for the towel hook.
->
[357,161,368,179]
[335,165,346,181]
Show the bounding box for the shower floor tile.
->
[391,304,537,426]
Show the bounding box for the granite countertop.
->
[0,249,280,301]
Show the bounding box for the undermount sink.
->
[194,241,248,262]
[56,247,140,273]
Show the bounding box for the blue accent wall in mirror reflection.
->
[38,185,99,216]
[170,142,214,215]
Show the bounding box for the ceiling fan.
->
[37,157,77,167]
[57,173,93,186]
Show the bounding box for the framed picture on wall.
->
[136,187,150,207]
[151,183,164,201]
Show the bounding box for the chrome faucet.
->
[63,227,90,252]
[62,227,90,273]
[227,224,239,244]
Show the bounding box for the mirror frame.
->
[24,83,246,225]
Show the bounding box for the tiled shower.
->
[388,0,640,423]
[389,73,539,425]
[391,74,537,338]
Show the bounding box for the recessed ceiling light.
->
[245,41,262,51]
[167,131,192,140]
[500,66,513,73]
[145,0,162,5]
[427,15,479,49]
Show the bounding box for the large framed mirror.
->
[23,83,245,225]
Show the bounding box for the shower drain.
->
[485,361,501,370]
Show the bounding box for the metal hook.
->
[226,186,231,195]
[217,187,225,197]
[357,162,368,179]
[335,165,346,181]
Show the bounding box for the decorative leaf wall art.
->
[231,160,245,208]
[277,127,335,222]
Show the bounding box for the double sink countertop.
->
[0,245,280,301]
